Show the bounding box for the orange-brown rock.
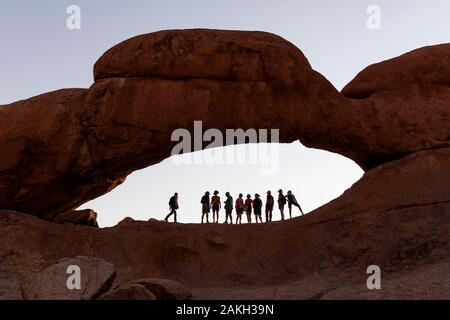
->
[52,209,98,227]
[0,89,89,219]
[0,89,129,219]
[117,217,136,226]
[85,29,352,173]
[94,29,312,85]
[342,44,450,99]
[340,43,450,166]
[338,84,450,168]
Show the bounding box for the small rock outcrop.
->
[52,209,98,227]
[98,283,156,300]
[21,256,115,300]
[342,44,450,99]
[129,278,192,300]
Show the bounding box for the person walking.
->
[211,190,221,223]
[278,189,287,221]
[265,190,274,222]
[286,190,304,218]
[224,192,233,224]
[165,193,179,222]
[201,191,211,223]
[235,193,244,224]
[244,194,253,223]
[253,193,263,223]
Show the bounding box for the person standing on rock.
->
[211,190,221,223]
[253,193,263,223]
[201,191,211,223]
[265,191,274,222]
[165,193,179,222]
[278,189,287,221]
[244,194,253,223]
[224,192,233,224]
[286,190,304,218]
[235,193,244,224]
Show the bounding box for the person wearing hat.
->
[265,191,274,222]
[165,192,179,222]
[201,191,211,223]
[235,193,244,224]
[277,189,287,221]
[253,193,263,223]
[286,190,304,218]
[223,192,233,224]
[211,190,221,223]
[244,194,253,223]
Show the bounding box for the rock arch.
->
[0,29,449,220]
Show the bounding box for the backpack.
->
[169,196,176,207]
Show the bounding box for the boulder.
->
[21,256,115,300]
[339,43,450,167]
[98,283,156,300]
[342,84,450,168]
[0,89,91,220]
[52,209,98,227]
[84,29,352,176]
[117,217,136,226]
[94,29,313,86]
[130,278,192,300]
[0,272,23,300]
[342,43,450,99]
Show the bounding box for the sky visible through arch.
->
[1,0,449,226]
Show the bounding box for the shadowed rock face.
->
[0,89,127,219]
[0,89,89,219]
[1,148,449,299]
[0,29,449,221]
[340,43,450,167]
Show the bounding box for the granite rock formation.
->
[0,29,449,299]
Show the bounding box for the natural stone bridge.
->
[1,30,448,220]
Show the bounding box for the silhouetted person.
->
[253,193,263,223]
[201,191,210,223]
[165,193,179,222]
[211,190,221,223]
[235,193,244,224]
[278,189,287,221]
[286,190,304,218]
[265,190,274,222]
[244,194,253,223]
[224,192,233,224]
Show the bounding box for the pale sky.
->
[1,1,449,226]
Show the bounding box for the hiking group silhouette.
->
[164,190,304,224]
